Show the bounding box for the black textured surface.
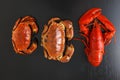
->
[0,0,120,80]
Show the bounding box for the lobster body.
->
[86,24,104,66]
[78,8,116,67]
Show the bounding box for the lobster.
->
[78,8,116,67]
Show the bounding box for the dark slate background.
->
[0,0,120,80]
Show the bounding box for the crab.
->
[12,16,38,54]
[41,17,74,63]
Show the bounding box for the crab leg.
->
[79,8,102,35]
[97,14,116,45]
[60,44,74,63]
[12,18,21,30]
[24,39,38,54]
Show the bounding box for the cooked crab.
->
[41,18,74,63]
[12,16,38,54]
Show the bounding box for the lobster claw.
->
[79,8,102,35]
[97,14,116,45]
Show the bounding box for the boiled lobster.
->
[78,8,116,67]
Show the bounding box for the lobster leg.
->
[81,33,89,45]
[79,34,90,56]
[97,14,116,45]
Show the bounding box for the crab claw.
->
[21,16,39,33]
[60,44,74,63]
[61,20,74,40]
[59,20,74,63]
